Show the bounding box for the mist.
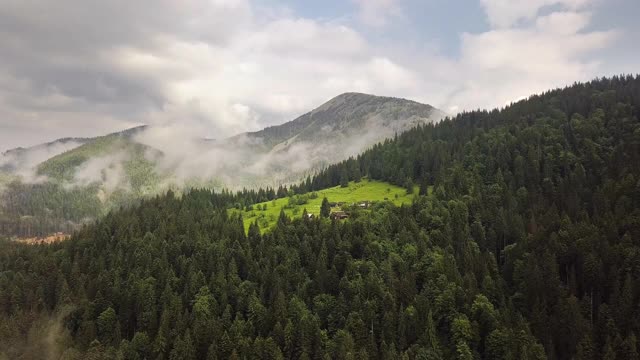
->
[0,94,445,221]
[132,107,443,190]
[0,140,84,183]
[134,126,319,189]
[72,151,132,197]
[0,306,75,360]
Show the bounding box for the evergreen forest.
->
[1,76,640,359]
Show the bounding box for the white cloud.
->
[480,0,592,28]
[0,0,624,153]
[0,139,84,183]
[535,11,591,34]
[446,7,617,110]
[352,0,403,27]
[73,151,131,193]
[95,14,415,138]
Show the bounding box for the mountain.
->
[238,92,443,153]
[36,125,158,189]
[2,93,442,190]
[0,93,443,237]
[12,93,442,186]
[213,92,444,185]
[0,137,90,174]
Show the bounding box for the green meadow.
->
[231,179,423,233]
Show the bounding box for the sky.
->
[0,0,638,151]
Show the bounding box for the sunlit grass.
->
[230,178,425,233]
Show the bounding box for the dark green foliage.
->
[320,197,330,218]
[0,181,103,237]
[1,76,640,359]
[340,167,349,188]
[404,178,414,194]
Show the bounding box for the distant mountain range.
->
[3,92,443,189]
[0,92,443,236]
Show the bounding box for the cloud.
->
[447,8,617,110]
[0,0,626,154]
[0,139,85,182]
[479,0,592,28]
[130,98,443,190]
[0,0,254,149]
[72,151,131,193]
[351,0,403,27]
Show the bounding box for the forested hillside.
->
[0,126,160,238]
[1,75,639,359]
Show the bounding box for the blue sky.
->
[0,0,638,151]
[272,0,639,59]
[273,0,489,57]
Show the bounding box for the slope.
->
[0,137,89,175]
[0,126,160,237]
[231,178,421,232]
[36,126,152,182]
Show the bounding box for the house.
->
[358,201,370,209]
[330,211,349,220]
[305,213,315,219]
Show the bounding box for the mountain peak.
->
[330,92,375,99]
[115,125,149,137]
[316,92,433,113]
[237,91,443,156]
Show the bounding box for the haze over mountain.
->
[0,92,442,237]
[3,92,442,187]
[239,92,442,149]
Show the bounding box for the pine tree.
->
[97,307,120,346]
[404,178,414,194]
[340,167,349,188]
[320,198,331,218]
[419,176,430,196]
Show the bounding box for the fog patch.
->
[3,99,446,195]
[320,124,334,133]
[0,306,75,360]
[133,124,324,189]
[72,151,131,194]
[0,140,84,183]
[131,115,442,190]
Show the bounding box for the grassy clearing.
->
[230,179,423,233]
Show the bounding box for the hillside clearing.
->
[231,179,424,233]
[13,232,70,245]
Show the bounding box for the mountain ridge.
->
[4,92,443,186]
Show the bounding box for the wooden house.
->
[330,211,349,220]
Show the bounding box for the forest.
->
[1,75,639,359]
